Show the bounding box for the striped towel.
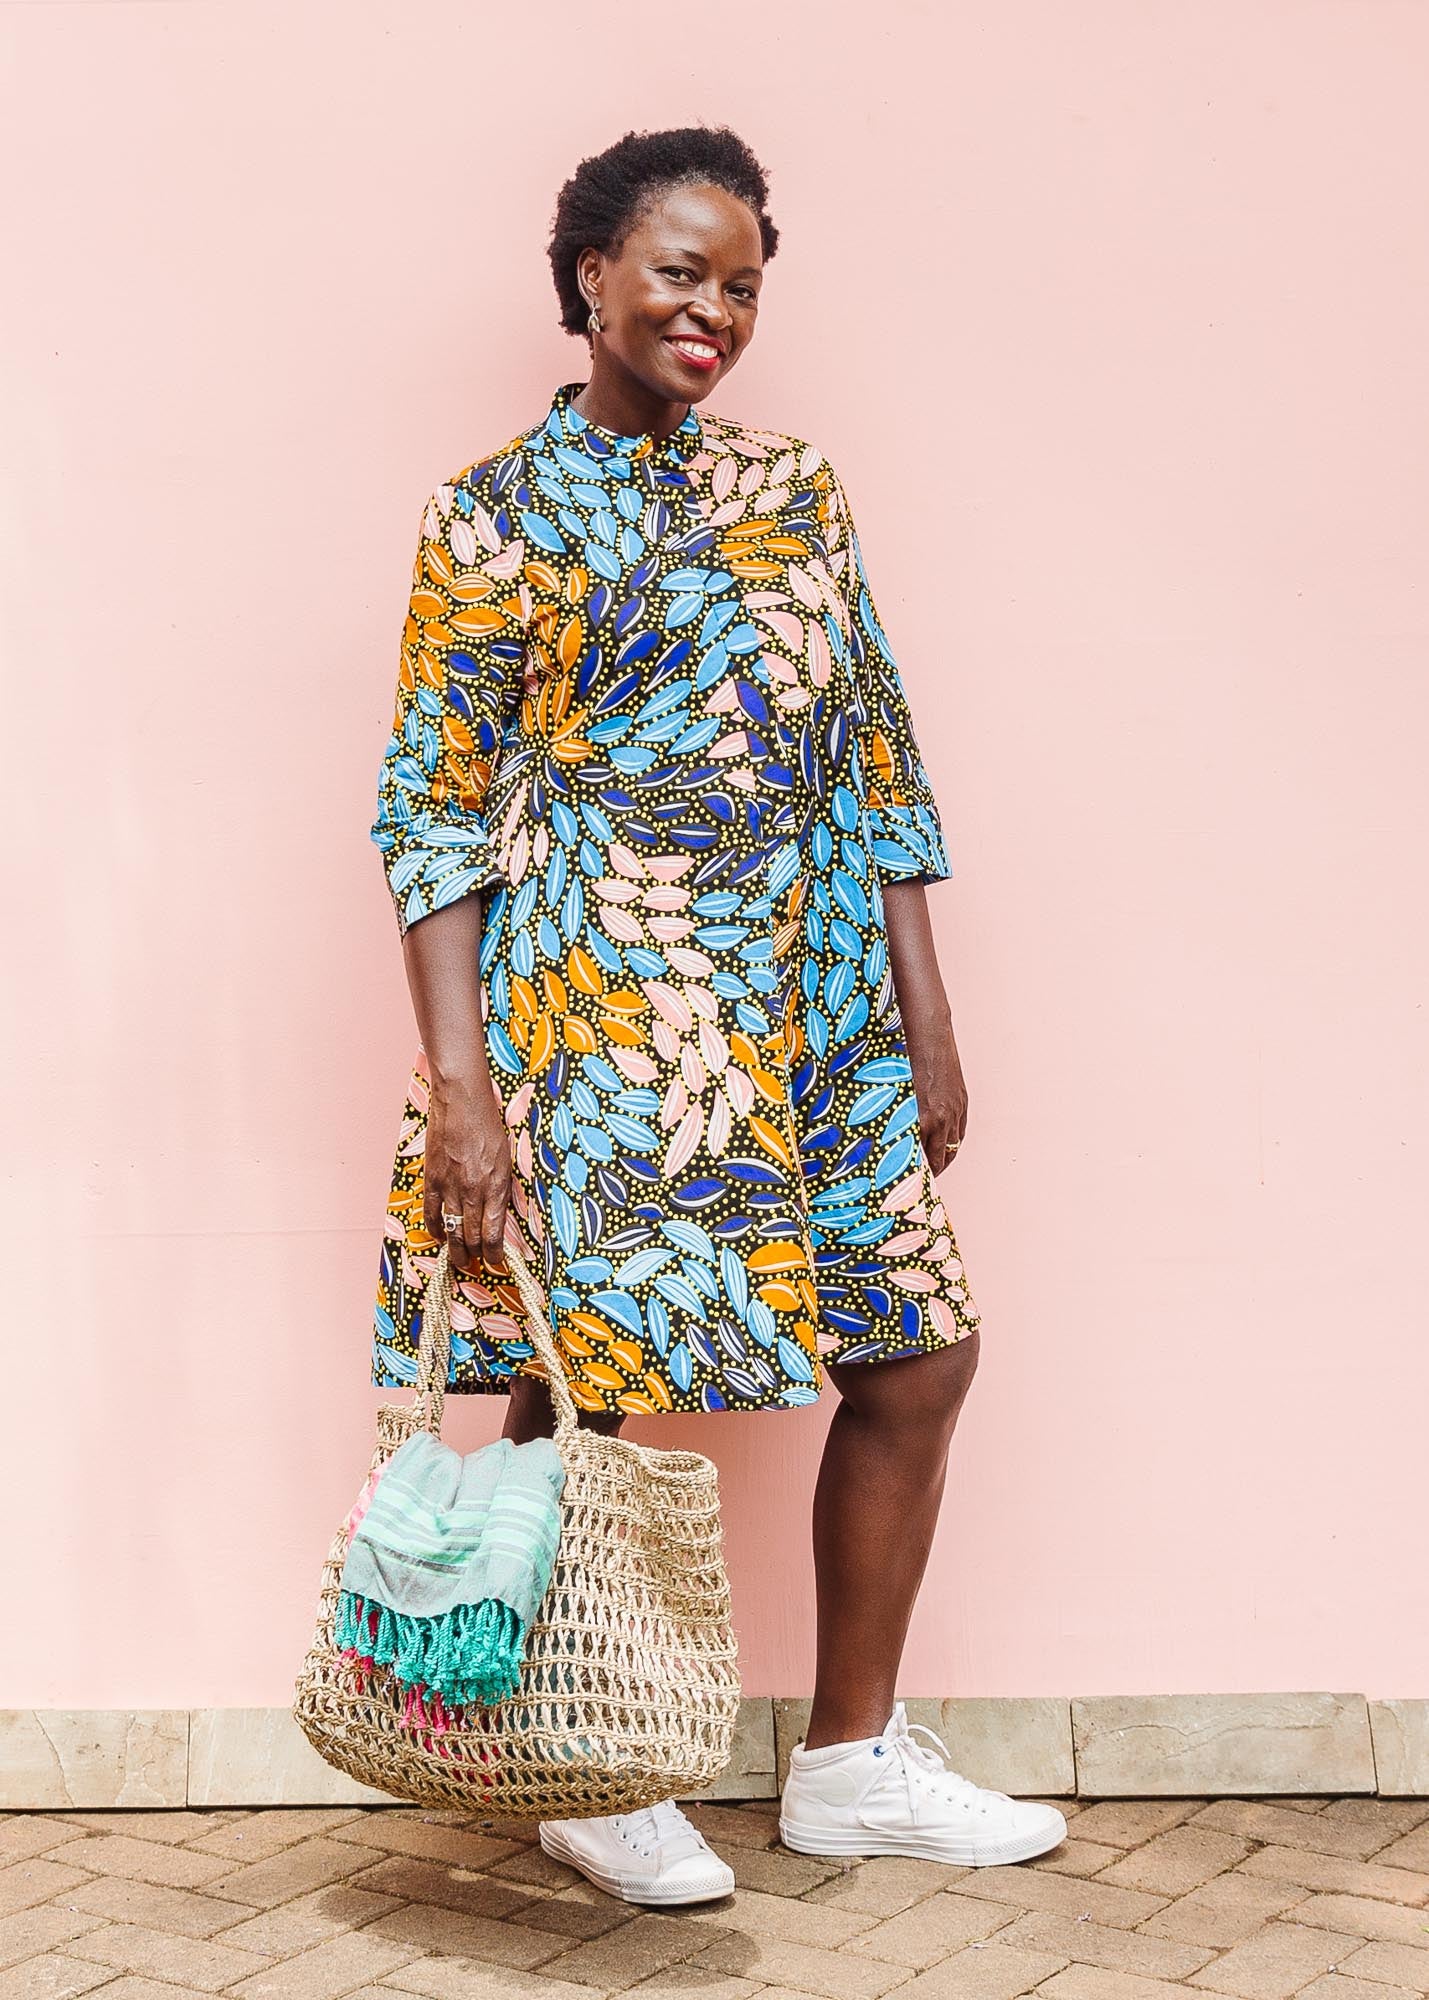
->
[335,1431,565,1707]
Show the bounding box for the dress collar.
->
[545,379,704,468]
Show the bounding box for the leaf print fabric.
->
[369,381,979,1415]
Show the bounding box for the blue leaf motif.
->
[375,1341,418,1384]
[849,1084,900,1127]
[746,1299,777,1349]
[550,1186,579,1258]
[874,1131,918,1188]
[662,1220,717,1261]
[647,1294,672,1357]
[566,1256,615,1285]
[654,1273,709,1320]
[521,509,568,553]
[777,1336,816,1384]
[854,1056,914,1083]
[720,1245,749,1317]
[664,593,704,629]
[590,1289,645,1335]
[831,869,869,928]
[613,1248,677,1286]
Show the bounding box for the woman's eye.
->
[661,267,757,303]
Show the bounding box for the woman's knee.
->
[829,1328,980,1433]
[951,1326,981,1396]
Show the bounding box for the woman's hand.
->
[900,1001,969,1176]
[421,1070,512,1277]
[398,897,511,1276]
[880,877,968,1176]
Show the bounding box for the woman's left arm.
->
[883,879,968,1175]
[821,458,968,1174]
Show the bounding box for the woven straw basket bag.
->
[293,1235,742,1818]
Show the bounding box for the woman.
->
[369,124,1066,1904]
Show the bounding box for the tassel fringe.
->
[335,1589,526,1706]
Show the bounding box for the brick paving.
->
[1,1793,1427,2000]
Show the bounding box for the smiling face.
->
[576,181,764,408]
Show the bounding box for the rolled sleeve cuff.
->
[370,811,507,939]
[865,800,953,885]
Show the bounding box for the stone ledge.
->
[0,1702,779,1810]
[0,1709,189,1808]
[3,1693,1419,1807]
[1369,1699,1429,1796]
[1073,1694,1376,1797]
[190,1698,777,1808]
[189,1706,397,1806]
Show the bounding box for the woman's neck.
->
[570,362,690,444]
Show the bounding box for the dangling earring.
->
[588,302,603,337]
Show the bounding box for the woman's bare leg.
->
[803,1333,980,1751]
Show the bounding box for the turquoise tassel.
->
[432,1603,457,1692]
[335,1590,526,1706]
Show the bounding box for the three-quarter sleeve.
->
[369,479,526,939]
[823,462,953,887]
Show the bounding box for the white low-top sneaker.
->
[539,1797,735,1906]
[779,1701,1067,1866]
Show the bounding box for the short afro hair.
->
[547,123,779,338]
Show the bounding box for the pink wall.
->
[5,4,1426,1710]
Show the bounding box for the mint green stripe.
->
[356,1532,558,1575]
[361,1514,554,1561]
[370,1477,555,1527]
[479,1529,559,1558]
[366,1494,490,1537]
[479,1495,560,1525]
[369,1481,556,1531]
[360,1495,558,1561]
[370,1485,495,1523]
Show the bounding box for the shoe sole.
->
[778,1812,1067,1867]
[538,1822,735,1906]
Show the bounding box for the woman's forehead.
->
[624,185,764,261]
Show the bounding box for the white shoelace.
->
[883,1710,1014,1811]
[615,1796,706,1861]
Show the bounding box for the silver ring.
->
[441,1210,463,1233]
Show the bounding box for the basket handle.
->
[413,1234,581,1447]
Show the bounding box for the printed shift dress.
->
[369,380,980,1415]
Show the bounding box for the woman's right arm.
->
[370,473,527,1278]
[401,896,512,1277]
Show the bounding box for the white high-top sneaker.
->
[779,1702,1067,1866]
[539,1798,735,1906]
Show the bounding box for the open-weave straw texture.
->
[293,1236,741,1818]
